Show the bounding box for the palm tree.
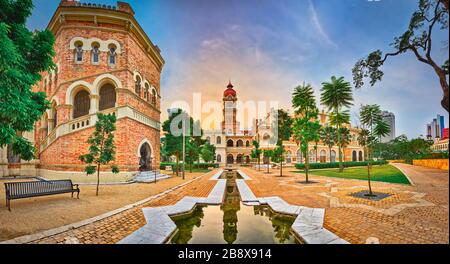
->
[360,104,384,196]
[357,128,373,195]
[321,76,354,172]
[292,83,321,183]
[338,127,351,162]
[320,126,337,163]
[373,119,391,163]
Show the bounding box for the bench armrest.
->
[73,184,80,189]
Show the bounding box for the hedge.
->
[295,160,387,170]
[160,162,219,170]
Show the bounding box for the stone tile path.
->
[240,164,449,244]
[20,170,218,244]
[4,163,448,244]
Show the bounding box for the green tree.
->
[162,109,200,177]
[373,119,391,162]
[321,76,354,172]
[201,142,216,164]
[79,113,119,196]
[357,128,372,193]
[185,139,200,173]
[292,83,321,183]
[359,104,385,196]
[338,127,351,161]
[274,109,293,176]
[0,0,55,160]
[320,126,337,163]
[352,0,449,112]
[251,140,262,171]
[263,149,273,174]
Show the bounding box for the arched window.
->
[151,88,157,105]
[309,150,316,163]
[331,150,337,163]
[227,139,234,147]
[296,150,303,164]
[51,102,57,130]
[246,140,250,147]
[75,41,83,63]
[108,44,117,65]
[359,151,363,161]
[320,150,327,163]
[227,154,234,164]
[99,84,116,111]
[352,151,357,162]
[135,76,141,95]
[217,154,222,163]
[7,144,20,164]
[286,151,292,164]
[144,83,150,101]
[216,136,222,144]
[236,140,244,147]
[91,43,100,64]
[73,90,90,119]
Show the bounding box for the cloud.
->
[308,0,336,47]
[161,23,300,130]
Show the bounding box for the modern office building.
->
[426,114,446,139]
[381,111,396,143]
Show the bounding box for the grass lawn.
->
[296,165,410,185]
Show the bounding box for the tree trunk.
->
[305,148,309,183]
[367,146,373,196]
[337,119,343,172]
[280,161,283,177]
[175,153,179,176]
[190,162,192,173]
[96,163,101,196]
[258,156,261,171]
[329,146,332,163]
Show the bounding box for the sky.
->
[27,0,449,138]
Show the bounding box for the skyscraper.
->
[426,114,446,139]
[381,111,396,143]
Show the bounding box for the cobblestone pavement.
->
[241,164,449,244]
[28,170,217,244]
[10,164,449,244]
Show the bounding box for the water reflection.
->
[170,171,299,244]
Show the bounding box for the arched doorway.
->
[359,151,363,161]
[139,143,152,171]
[352,151,357,162]
[331,150,336,163]
[236,154,243,164]
[227,154,234,164]
[245,156,250,164]
[320,150,327,163]
[286,151,292,164]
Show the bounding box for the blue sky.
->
[28,0,449,138]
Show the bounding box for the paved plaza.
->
[1,164,448,244]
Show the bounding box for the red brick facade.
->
[31,1,164,175]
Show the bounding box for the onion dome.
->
[224,81,236,97]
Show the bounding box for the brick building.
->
[204,82,366,166]
[0,0,164,178]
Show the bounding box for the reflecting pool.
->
[170,171,300,244]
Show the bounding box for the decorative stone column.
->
[57,104,72,124]
[90,94,100,114]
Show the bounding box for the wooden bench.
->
[5,180,80,211]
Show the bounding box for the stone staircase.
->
[133,171,171,183]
